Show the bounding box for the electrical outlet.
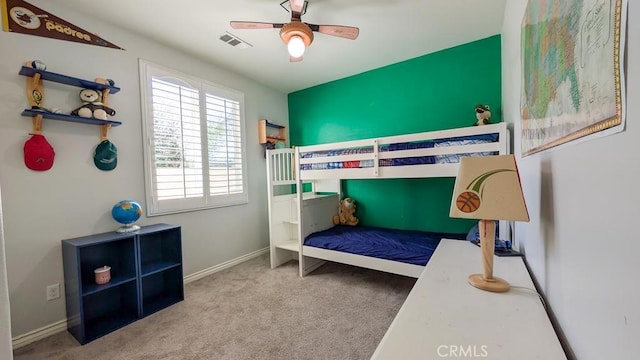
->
[46,283,60,301]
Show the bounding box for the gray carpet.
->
[13,254,415,360]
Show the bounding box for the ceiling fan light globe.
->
[288,35,306,57]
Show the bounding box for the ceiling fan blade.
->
[290,55,303,62]
[289,0,304,14]
[230,21,284,29]
[307,24,359,40]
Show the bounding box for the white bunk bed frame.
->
[266,122,509,278]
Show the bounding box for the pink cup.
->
[94,266,111,285]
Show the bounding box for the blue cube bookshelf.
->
[139,227,183,317]
[62,224,183,344]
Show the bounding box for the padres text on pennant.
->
[1,0,124,50]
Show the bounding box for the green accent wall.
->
[288,35,501,233]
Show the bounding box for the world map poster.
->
[520,0,627,156]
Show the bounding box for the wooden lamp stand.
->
[468,219,510,293]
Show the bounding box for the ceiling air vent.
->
[219,32,252,49]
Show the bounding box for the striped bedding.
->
[299,134,498,170]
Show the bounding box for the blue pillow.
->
[466,221,500,241]
[467,223,512,249]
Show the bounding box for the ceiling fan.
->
[230,0,359,62]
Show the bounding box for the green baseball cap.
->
[94,140,117,171]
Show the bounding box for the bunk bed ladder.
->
[292,147,336,277]
[266,149,298,269]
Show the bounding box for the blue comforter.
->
[304,225,467,266]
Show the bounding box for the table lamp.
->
[450,155,529,293]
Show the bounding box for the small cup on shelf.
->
[94,266,111,285]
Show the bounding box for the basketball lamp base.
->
[468,274,510,293]
[116,224,140,233]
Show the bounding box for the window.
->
[139,60,248,215]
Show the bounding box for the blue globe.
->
[112,200,142,232]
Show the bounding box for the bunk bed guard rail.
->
[267,148,296,185]
[293,122,509,180]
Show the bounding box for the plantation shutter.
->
[206,94,244,196]
[151,78,204,201]
[140,59,248,216]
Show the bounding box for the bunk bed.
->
[266,122,509,278]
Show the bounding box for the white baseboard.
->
[183,247,269,284]
[12,247,269,350]
[12,319,67,349]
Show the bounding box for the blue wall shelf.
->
[258,119,286,144]
[19,66,120,94]
[19,64,122,131]
[21,109,122,127]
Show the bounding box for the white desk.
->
[371,239,566,360]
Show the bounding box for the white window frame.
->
[139,59,248,216]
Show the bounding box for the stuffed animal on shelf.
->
[474,104,491,126]
[332,197,359,226]
[71,88,116,120]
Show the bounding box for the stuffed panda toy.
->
[71,89,116,120]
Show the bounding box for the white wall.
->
[0,3,287,337]
[502,1,639,359]
[0,187,12,359]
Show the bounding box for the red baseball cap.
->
[24,134,55,171]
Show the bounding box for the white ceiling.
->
[47,0,506,94]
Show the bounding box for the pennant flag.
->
[1,0,124,50]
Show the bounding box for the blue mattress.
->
[304,225,467,266]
